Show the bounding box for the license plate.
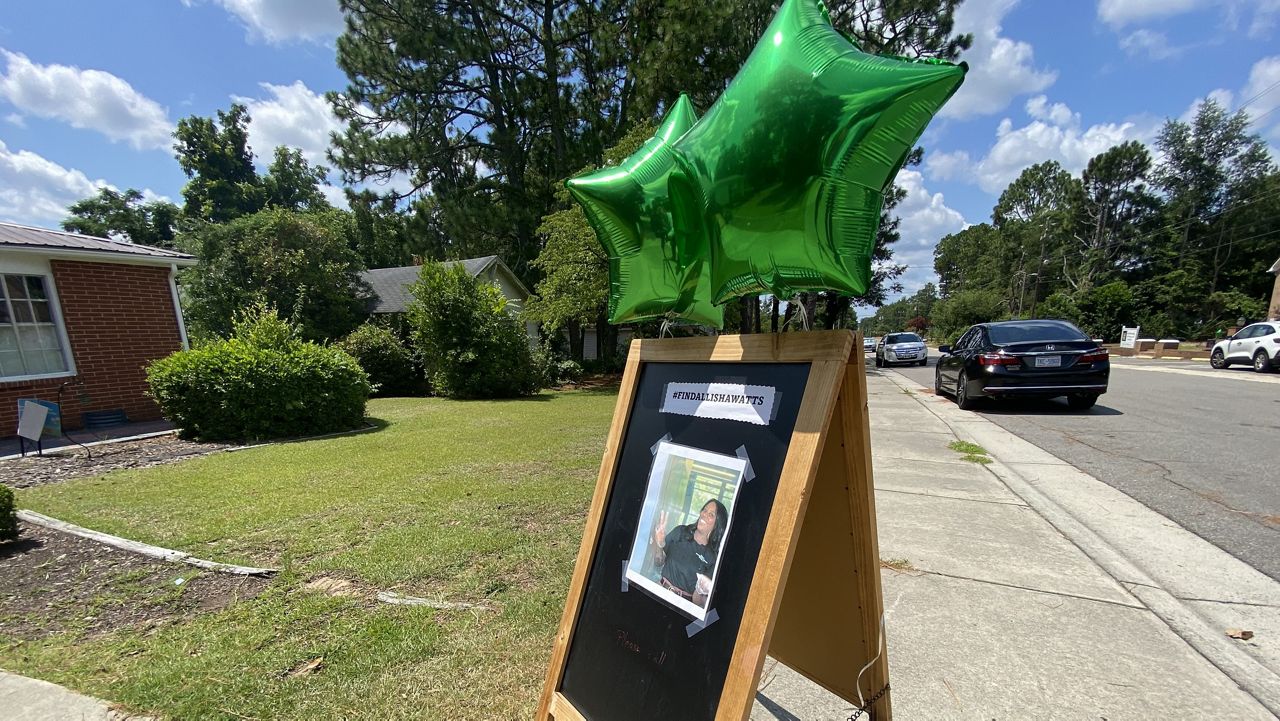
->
[1034,355,1061,368]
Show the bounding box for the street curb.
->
[877,370,1280,717]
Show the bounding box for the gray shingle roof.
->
[0,221,195,263]
[360,256,498,313]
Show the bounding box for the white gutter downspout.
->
[169,263,190,350]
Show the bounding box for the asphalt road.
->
[879,351,1280,582]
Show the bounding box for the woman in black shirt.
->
[651,499,729,607]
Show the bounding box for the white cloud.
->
[1119,29,1181,59]
[0,140,109,226]
[1250,0,1280,36]
[234,80,418,198]
[186,0,344,44]
[932,96,1148,194]
[1026,95,1077,126]
[884,168,971,300]
[923,149,973,181]
[942,0,1057,119]
[234,80,341,168]
[4,112,24,128]
[320,183,349,209]
[1098,0,1199,27]
[1177,56,1280,141]
[1099,0,1280,37]
[1240,55,1280,139]
[0,50,172,151]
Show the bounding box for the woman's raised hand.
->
[653,510,669,548]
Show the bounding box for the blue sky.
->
[1,0,1277,309]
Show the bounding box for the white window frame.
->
[0,256,77,383]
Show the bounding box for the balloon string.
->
[797,299,811,331]
[779,297,811,333]
[854,611,887,710]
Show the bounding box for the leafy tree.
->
[931,288,1005,342]
[994,161,1082,317]
[525,121,653,360]
[933,224,1009,299]
[407,262,540,398]
[173,103,265,223]
[1075,141,1160,288]
[62,188,180,248]
[1070,281,1135,341]
[180,208,370,341]
[345,189,423,269]
[330,0,593,283]
[330,0,972,299]
[1153,99,1273,268]
[263,147,332,212]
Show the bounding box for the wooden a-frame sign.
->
[538,330,890,721]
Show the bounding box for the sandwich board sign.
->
[538,330,891,721]
[1120,327,1139,349]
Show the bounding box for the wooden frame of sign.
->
[537,329,890,721]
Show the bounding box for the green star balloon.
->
[668,0,967,304]
[567,95,723,327]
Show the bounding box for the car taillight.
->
[978,353,1020,366]
[1079,348,1109,363]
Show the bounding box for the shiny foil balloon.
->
[567,95,724,327]
[668,0,967,303]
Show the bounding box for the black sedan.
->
[934,319,1110,410]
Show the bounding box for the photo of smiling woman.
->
[625,442,747,620]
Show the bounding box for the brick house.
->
[0,222,196,438]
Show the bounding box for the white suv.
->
[875,332,928,367]
[1210,322,1280,372]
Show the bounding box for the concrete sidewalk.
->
[752,368,1280,720]
[0,672,149,720]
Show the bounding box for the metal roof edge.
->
[0,245,198,267]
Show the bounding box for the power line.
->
[1238,78,1280,110]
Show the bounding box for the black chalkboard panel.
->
[559,361,811,721]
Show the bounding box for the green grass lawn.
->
[4,388,618,720]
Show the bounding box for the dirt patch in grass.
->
[0,521,268,640]
[1,435,235,489]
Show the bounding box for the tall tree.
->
[330,0,588,283]
[173,103,265,223]
[993,161,1082,316]
[62,188,180,248]
[180,208,369,342]
[1075,141,1160,287]
[525,121,653,360]
[263,147,332,212]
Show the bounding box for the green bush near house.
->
[338,322,425,397]
[0,484,17,541]
[408,262,542,399]
[147,305,371,442]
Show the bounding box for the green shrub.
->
[147,306,371,442]
[0,484,17,542]
[555,360,585,384]
[338,323,424,397]
[407,263,541,399]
